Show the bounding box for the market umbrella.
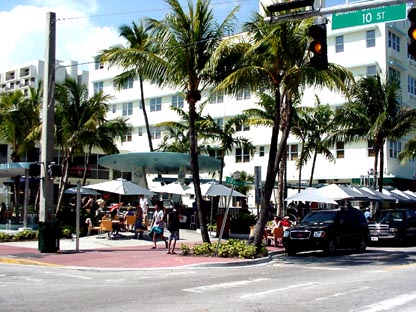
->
[200,182,246,197]
[64,186,101,196]
[84,178,154,196]
[151,182,191,195]
[359,187,396,202]
[285,187,338,205]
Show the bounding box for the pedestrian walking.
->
[150,203,168,249]
[167,207,180,254]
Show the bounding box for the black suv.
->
[368,209,416,245]
[283,208,368,255]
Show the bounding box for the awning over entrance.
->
[0,162,32,178]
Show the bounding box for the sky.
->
[0,0,260,72]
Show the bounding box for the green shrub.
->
[180,243,191,255]
[230,213,256,234]
[60,225,74,238]
[13,229,38,241]
[192,242,215,256]
[0,232,12,242]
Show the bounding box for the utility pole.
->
[38,12,58,252]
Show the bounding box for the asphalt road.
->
[1,246,416,312]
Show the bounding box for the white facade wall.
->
[83,2,416,190]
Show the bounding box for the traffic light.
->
[48,163,62,178]
[267,0,315,13]
[408,8,416,58]
[29,163,41,177]
[308,19,328,70]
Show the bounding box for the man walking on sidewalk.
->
[167,206,180,254]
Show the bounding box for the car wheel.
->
[356,236,367,252]
[285,249,297,256]
[324,239,336,255]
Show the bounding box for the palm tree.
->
[54,77,130,211]
[217,13,353,253]
[0,85,42,216]
[335,73,416,192]
[203,114,255,184]
[146,0,239,243]
[297,99,336,187]
[156,104,210,154]
[0,88,41,162]
[99,21,155,152]
[79,116,130,185]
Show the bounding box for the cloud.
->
[0,2,122,71]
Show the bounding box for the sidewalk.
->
[0,229,284,270]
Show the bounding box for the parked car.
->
[283,208,368,256]
[368,209,416,245]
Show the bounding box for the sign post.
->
[215,172,242,255]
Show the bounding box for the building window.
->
[366,30,375,48]
[388,31,400,52]
[112,104,116,114]
[366,65,377,77]
[389,67,401,85]
[408,75,416,96]
[138,127,143,136]
[259,146,265,157]
[208,148,222,160]
[237,89,251,100]
[121,131,132,142]
[215,118,223,127]
[93,81,103,95]
[367,140,375,157]
[235,148,250,163]
[287,144,298,161]
[121,77,134,89]
[122,102,133,116]
[150,127,161,139]
[210,91,224,104]
[336,141,344,158]
[150,98,162,112]
[335,36,344,53]
[235,123,250,132]
[94,57,104,70]
[171,95,184,108]
[389,140,401,159]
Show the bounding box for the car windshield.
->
[301,211,338,225]
[374,211,403,223]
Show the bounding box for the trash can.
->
[216,214,230,239]
[38,221,60,253]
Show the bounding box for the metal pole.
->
[23,168,29,229]
[215,185,235,256]
[39,12,56,223]
[76,181,80,252]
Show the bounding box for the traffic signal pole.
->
[266,0,414,23]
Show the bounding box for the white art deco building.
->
[88,0,416,196]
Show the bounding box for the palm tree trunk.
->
[277,151,286,217]
[378,142,385,192]
[309,151,318,187]
[56,152,70,213]
[188,99,210,243]
[139,78,153,152]
[253,88,281,252]
[373,145,380,191]
[298,140,306,193]
[82,146,92,186]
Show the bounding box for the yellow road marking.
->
[0,257,63,267]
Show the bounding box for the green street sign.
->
[332,3,407,30]
[225,176,244,186]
